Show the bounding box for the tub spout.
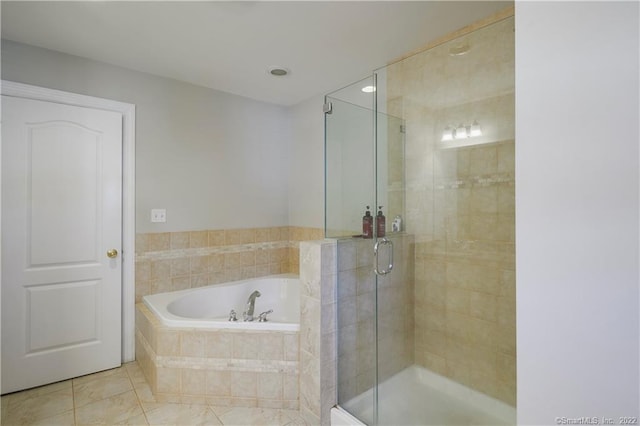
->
[243,290,261,321]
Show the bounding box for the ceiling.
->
[1,1,512,106]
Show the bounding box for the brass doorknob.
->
[107,249,118,258]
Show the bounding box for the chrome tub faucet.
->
[243,290,261,321]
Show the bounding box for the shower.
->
[325,12,516,425]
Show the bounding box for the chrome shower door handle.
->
[373,237,394,276]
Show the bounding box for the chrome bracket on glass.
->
[373,237,394,276]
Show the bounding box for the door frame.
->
[1,80,136,362]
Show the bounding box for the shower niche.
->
[325,13,516,426]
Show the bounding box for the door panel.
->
[29,123,101,265]
[2,95,123,394]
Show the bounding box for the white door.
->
[1,95,123,394]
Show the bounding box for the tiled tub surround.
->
[135,226,323,302]
[136,303,300,409]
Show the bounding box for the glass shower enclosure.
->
[325,72,413,425]
[325,15,516,426]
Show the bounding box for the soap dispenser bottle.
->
[362,206,373,239]
[376,206,386,238]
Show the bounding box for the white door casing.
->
[2,95,122,393]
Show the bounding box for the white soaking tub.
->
[143,273,299,331]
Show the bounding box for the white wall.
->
[516,2,639,423]
[1,40,290,233]
[288,94,325,229]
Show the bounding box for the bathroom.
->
[1,1,639,426]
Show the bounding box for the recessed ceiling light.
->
[361,85,376,93]
[269,67,290,77]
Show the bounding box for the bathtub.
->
[143,273,300,331]
[136,273,301,407]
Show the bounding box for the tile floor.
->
[0,362,307,425]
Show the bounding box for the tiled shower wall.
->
[386,14,516,405]
[336,234,414,405]
[135,227,323,302]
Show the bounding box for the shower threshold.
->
[333,365,515,425]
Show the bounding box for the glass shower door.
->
[325,74,410,425]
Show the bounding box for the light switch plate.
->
[151,209,166,223]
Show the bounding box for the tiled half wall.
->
[135,227,323,302]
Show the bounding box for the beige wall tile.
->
[171,276,190,291]
[135,261,151,282]
[257,373,283,400]
[230,372,256,398]
[241,251,255,267]
[470,291,498,322]
[170,232,190,249]
[255,264,270,277]
[208,254,224,273]
[181,369,206,395]
[156,368,180,394]
[255,228,270,243]
[180,331,206,357]
[148,233,170,252]
[446,287,470,314]
[170,258,190,277]
[190,256,209,274]
[189,231,208,248]
[205,332,233,358]
[191,273,211,288]
[135,233,148,254]
[233,333,259,359]
[156,330,180,356]
[224,253,243,270]
[151,260,171,280]
[206,371,231,397]
[208,230,225,247]
[225,229,255,245]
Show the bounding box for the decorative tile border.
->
[136,241,293,262]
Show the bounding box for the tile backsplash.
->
[135,226,323,302]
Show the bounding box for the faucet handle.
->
[257,309,273,322]
[229,310,238,322]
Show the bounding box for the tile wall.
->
[335,234,415,406]
[135,227,323,302]
[135,303,299,409]
[386,15,516,405]
[298,240,337,426]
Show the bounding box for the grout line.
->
[71,378,78,426]
[125,362,152,425]
[206,405,225,425]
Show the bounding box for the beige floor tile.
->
[75,389,143,425]
[133,381,157,404]
[112,412,149,425]
[2,394,9,423]
[209,405,234,417]
[3,387,73,425]
[73,366,129,386]
[2,380,72,406]
[282,415,310,426]
[73,373,134,408]
[213,406,296,426]
[21,409,75,426]
[145,403,222,425]
[125,362,149,388]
